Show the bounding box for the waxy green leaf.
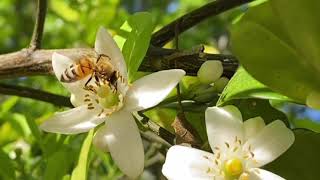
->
[218,67,292,106]
[231,2,320,104]
[71,130,94,180]
[122,12,154,82]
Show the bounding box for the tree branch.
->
[0,47,238,79]
[151,0,253,46]
[0,48,94,79]
[0,83,72,107]
[137,112,176,145]
[30,0,47,50]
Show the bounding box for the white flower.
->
[40,27,186,179]
[162,105,294,180]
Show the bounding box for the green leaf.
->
[0,96,18,115]
[291,119,320,133]
[71,130,94,180]
[218,67,292,105]
[0,149,15,180]
[231,2,320,103]
[122,12,153,82]
[270,0,320,73]
[25,115,42,145]
[10,113,31,137]
[44,146,75,180]
[265,130,320,179]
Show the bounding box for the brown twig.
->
[30,0,47,50]
[0,83,72,107]
[151,0,253,46]
[0,47,238,79]
[137,112,176,145]
[0,48,94,79]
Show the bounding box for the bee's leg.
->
[110,71,118,93]
[84,73,97,94]
[94,74,101,87]
[85,73,93,87]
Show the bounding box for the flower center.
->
[224,158,243,177]
[96,84,121,109]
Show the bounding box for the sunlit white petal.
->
[52,52,89,97]
[205,106,244,152]
[243,120,294,167]
[101,110,144,179]
[248,168,285,180]
[162,145,216,180]
[40,106,105,134]
[52,52,74,80]
[243,116,265,141]
[124,69,186,111]
[94,27,128,79]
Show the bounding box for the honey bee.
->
[60,54,119,91]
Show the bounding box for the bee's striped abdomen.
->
[60,58,94,83]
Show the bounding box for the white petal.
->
[94,27,128,80]
[247,168,285,180]
[52,52,74,80]
[40,105,105,134]
[102,110,144,179]
[70,94,82,107]
[205,106,244,152]
[52,52,89,97]
[243,116,265,141]
[243,120,294,167]
[162,145,216,180]
[92,125,109,152]
[124,69,186,111]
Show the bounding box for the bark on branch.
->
[0,47,238,79]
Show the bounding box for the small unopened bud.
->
[197,61,223,84]
[214,77,229,92]
[306,91,320,110]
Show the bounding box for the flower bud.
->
[214,77,229,92]
[197,61,223,84]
